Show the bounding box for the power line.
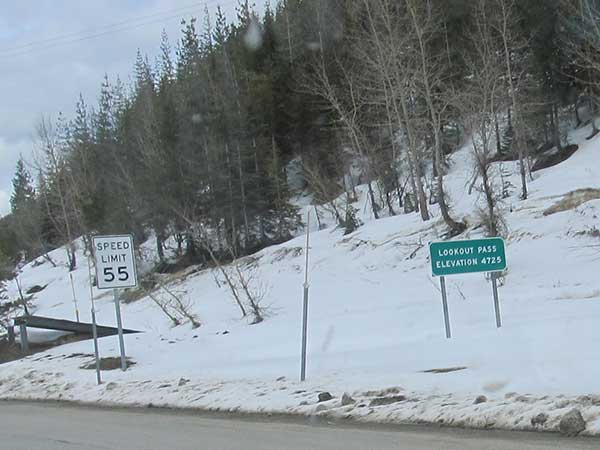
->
[0,1,206,53]
[0,0,239,59]
[0,12,194,59]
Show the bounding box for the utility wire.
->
[0,0,238,59]
[0,1,206,53]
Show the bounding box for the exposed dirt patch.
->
[490,152,518,163]
[369,395,407,407]
[0,339,26,364]
[0,334,87,364]
[65,352,94,359]
[586,128,600,140]
[532,144,579,172]
[422,366,467,374]
[543,188,600,216]
[25,285,47,295]
[362,387,403,397]
[80,356,136,371]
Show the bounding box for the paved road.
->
[1,401,598,450]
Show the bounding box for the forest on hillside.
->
[0,0,599,278]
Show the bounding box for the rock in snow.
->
[559,409,586,436]
[318,392,333,403]
[341,393,356,406]
[473,395,488,405]
[530,412,549,427]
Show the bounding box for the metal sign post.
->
[429,237,507,337]
[300,212,310,382]
[87,257,101,385]
[92,234,138,373]
[69,273,80,322]
[91,307,102,384]
[491,272,502,328]
[439,276,451,339]
[19,323,28,353]
[113,289,127,371]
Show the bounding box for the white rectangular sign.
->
[92,234,138,290]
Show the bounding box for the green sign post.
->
[429,237,507,338]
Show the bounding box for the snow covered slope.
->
[1,125,600,434]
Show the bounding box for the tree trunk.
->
[407,163,419,213]
[589,93,598,133]
[432,124,465,235]
[385,190,395,216]
[395,175,404,210]
[185,233,197,260]
[481,166,498,237]
[68,246,76,272]
[407,0,460,231]
[432,141,439,178]
[367,181,379,219]
[236,142,250,249]
[518,146,528,200]
[413,162,429,220]
[551,103,562,150]
[175,233,183,256]
[225,143,238,255]
[436,164,465,236]
[396,76,428,220]
[494,112,502,155]
[156,231,165,263]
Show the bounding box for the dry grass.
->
[80,356,135,370]
[270,247,303,263]
[543,188,600,216]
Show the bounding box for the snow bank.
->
[1,124,600,435]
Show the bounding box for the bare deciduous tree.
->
[34,116,80,271]
[492,0,530,199]
[300,31,381,221]
[159,283,201,329]
[461,0,507,237]
[406,0,465,235]
[231,257,268,325]
[560,0,600,135]
[146,278,201,328]
[301,160,344,226]
[359,0,430,220]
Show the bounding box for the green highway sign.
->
[429,237,506,277]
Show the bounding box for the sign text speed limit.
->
[92,235,138,290]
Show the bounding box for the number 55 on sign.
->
[92,235,138,290]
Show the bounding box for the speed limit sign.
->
[92,235,138,290]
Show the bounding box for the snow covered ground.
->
[1,125,600,435]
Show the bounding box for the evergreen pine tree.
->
[10,157,36,215]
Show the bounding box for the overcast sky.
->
[0,0,267,217]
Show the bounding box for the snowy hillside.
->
[1,124,600,434]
